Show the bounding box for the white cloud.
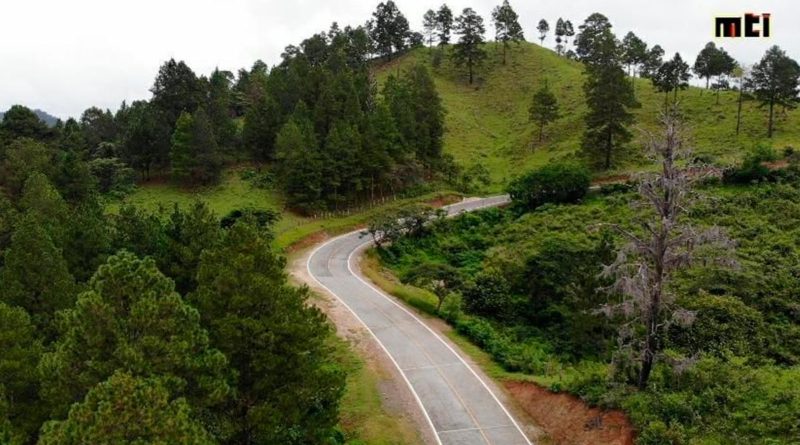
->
[0,0,795,119]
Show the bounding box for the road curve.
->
[306,195,533,445]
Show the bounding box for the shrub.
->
[507,162,590,212]
[88,157,135,195]
[670,293,765,357]
[462,268,517,320]
[723,144,778,184]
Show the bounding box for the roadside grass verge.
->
[330,334,422,445]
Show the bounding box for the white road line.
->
[346,239,532,445]
[350,259,494,444]
[306,234,444,445]
[304,196,530,445]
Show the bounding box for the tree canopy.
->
[452,8,487,84]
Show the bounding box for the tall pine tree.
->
[452,8,487,84]
[576,13,638,170]
[491,0,524,65]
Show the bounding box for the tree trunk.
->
[468,59,474,84]
[768,99,775,138]
[539,122,544,142]
[736,84,744,135]
[638,310,658,389]
[605,128,613,170]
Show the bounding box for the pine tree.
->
[275,105,324,213]
[641,44,665,79]
[436,4,454,45]
[38,251,230,421]
[159,201,222,295]
[529,82,561,142]
[206,68,237,151]
[170,112,193,184]
[150,58,205,126]
[491,0,524,65]
[564,20,575,46]
[38,372,214,445]
[18,172,69,246]
[363,101,399,200]
[243,94,282,162]
[324,121,363,208]
[0,105,50,142]
[693,42,719,90]
[452,8,487,84]
[750,46,800,138]
[693,42,737,102]
[170,109,221,186]
[0,138,54,199]
[652,53,691,104]
[120,101,171,179]
[621,32,647,80]
[368,1,410,60]
[407,64,445,167]
[0,214,77,338]
[554,18,566,54]
[537,19,549,45]
[576,13,638,170]
[191,221,345,444]
[423,9,438,47]
[0,303,44,443]
[190,107,222,185]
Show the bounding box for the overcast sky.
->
[1,0,796,119]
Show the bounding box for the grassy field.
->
[107,167,460,249]
[375,43,800,191]
[330,333,422,445]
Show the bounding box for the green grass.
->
[375,43,800,191]
[330,333,422,445]
[360,249,535,384]
[107,167,460,249]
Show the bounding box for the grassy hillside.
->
[375,43,800,191]
[108,168,459,249]
[374,178,800,443]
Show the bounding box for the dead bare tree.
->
[599,105,736,389]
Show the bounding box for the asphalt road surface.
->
[306,195,533,445]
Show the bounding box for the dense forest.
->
[0,2,449,444]
[2,0,800,444]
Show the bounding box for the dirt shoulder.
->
[289,237,433,445]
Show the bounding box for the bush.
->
[507,162,590,212]
[462,268,517,320]
[670,293,765,357]
[723,144,778,184]
[598,181,635,195]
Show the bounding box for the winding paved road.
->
[306,195,533,445]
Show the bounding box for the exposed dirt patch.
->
[423,193,462,208]
[505,381,636,445]
[593,174,631,185]
[285,230,330,254]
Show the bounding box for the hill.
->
[374,43,800,191]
